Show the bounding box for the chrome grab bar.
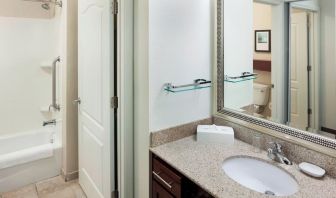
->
[49,56,61,111]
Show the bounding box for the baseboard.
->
[61,169,79,182]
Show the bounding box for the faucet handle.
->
[268,142,282,152]
[43,119,57,127]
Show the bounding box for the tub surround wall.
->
[0,12,60,135]
[0,0,55,19]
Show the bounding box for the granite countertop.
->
[150,136,336,198]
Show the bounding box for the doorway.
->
[289,6,319,132]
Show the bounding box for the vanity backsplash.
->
[150,117,213,147]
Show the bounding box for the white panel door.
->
[78,0,114,197]
[290,11,308,130]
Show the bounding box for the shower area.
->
[0,0,78,192]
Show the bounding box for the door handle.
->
[73,98,81,105]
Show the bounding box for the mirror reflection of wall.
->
[223,0,254,112]
[319,0,336,138]
[224,0,274,120]
[223,0,336,139]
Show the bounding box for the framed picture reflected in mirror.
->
[255,30,271,52]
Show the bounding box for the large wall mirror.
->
[217,0,336,149]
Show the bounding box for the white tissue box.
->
[197,125,234,145]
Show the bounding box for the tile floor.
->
[0,176,86,198]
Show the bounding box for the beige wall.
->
[253,2,272,61]
[0,0,54,18]
[253,70,271,85]
[134,0,150,196]
[253,3,272,118]
[61,0,79,180]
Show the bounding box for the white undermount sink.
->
[222,156,299,196]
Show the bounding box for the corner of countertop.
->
[150,117,213,148]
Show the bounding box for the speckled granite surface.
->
[150,136,336,198]
[151,118,212,147]
[214,117,336,178]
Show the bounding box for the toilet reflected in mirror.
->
[240,83,271,119]
[253,83,271,116]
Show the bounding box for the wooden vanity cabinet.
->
[153,180,175,198]
[151,153,213,198]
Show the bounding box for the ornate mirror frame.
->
[214,0,336,156]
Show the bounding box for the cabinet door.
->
[153,158,181,197]
[153,181,174,198]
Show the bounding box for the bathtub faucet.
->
[43,119,56,127]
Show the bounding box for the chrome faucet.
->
[267,142,292,165]
[43,119,56,127]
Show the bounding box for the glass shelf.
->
[164,85,211,93]
[224,76,257,83]
[164,79,212,93]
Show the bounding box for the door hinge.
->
[111,1,118,15]
[111,96,118,109]
[307,65,312,72]
[308,108,312,115]
[111,190,119,198]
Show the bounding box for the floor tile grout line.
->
[34,182,40,198]
[1,176,86,198]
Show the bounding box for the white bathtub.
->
[0,127,62,192]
